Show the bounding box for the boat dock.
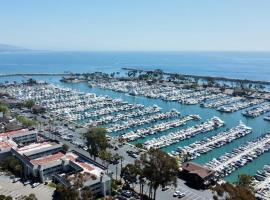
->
[107,109,179,133]
[206,133,270,178]
[175,122,252,159]
[253,165,270,200]
[216,99,264,113]
[121,115,199,141]
[242,102,270,117]
[143,117,225,149]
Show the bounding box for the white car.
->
[12,177,20,183]
[31,182,40,188]
[23,180,31,186]
[173,191,181,197]
[178,192,186,198]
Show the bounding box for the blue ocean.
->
[0,51,270,183]
[0,51,270,81]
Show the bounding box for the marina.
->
[264,115,270,121]
[121,115,199,141]
[106,108,179,133]
[216,98,264,113]
[143,117,224,149]
[205,133,270,179]
[1,2,270,198]
[253,164,270,200]
[89,79,230,105]
[1,74,270,183]
[89,105,162,126]
[242,102,270,117]
[174,122,252,160]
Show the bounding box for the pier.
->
[254,166,270,200]
[121,115,199,141]
[206,133,270,177]
[242,102,270,117]
[176,122,252,159]
[143,117,224,149]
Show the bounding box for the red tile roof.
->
[0,129,28,137]
[66,154,94,171]
[31,152,65,165]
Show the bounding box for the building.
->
[180,162,216,189]
[0,128,111,197]
[54,151,111,196]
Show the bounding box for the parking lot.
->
[0,175,55,199]
[158,186,211,200]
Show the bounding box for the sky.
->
[0,0,270,51]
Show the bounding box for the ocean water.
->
[0,51,270,183]
[0,51,270,81]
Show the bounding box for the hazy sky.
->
[1,0,270,51]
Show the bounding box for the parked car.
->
[12,177,21,183]
[31,182,40,188]
[173,191,181,197]
[178,193,186,198]
[121,190,133,198]
[130,153,138,158]
[23,180,31,186]
[162,186,170,191]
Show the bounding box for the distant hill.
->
[0,44,30,52]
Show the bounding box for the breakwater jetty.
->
[122,67,270,86]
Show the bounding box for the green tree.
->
[113,153,121,181]
[140,148,179,200]
[16,115,37,127]
[0,103,9,114]
[212,183,255,200]
[205,77,215,87]
[73,173,84,189]
[62,144,69,152]
[99,150,112,167]
[237,174,253,189]
[22,193,38,200]
[26,78,37,85]
[85,127,108,161]
[0,156,22,177]
[0,195,12,200]
[24,99,35,109]
[80,189,93,200]
[153,69,164,80]
[135,143,144,149]
[120,164,139,188]
[53,185,80,200]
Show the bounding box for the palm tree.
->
[113,153,121,181]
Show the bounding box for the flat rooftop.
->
[0,129,29,138]
[66,152,103,177]
[31,152,65,165]
[17,142,55,155]
[0,141,13,151]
